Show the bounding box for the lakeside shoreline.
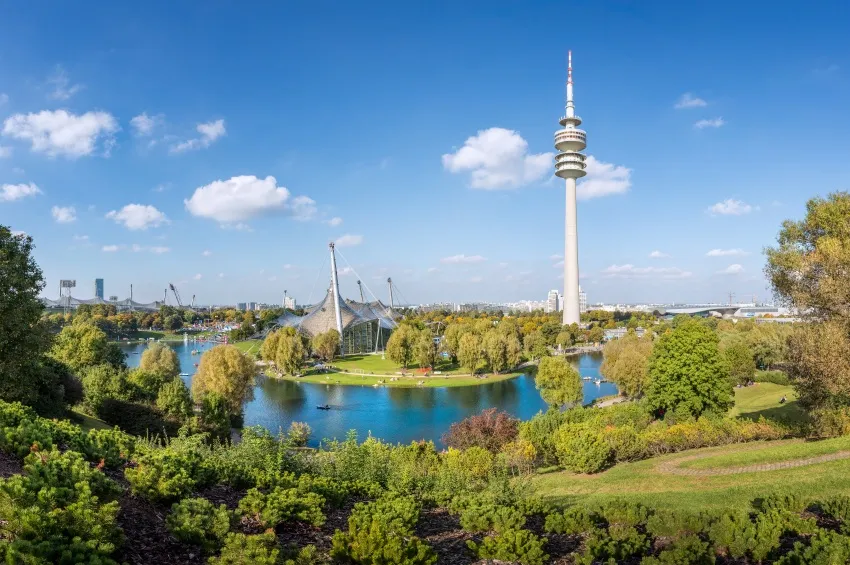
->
[264,368,526,388]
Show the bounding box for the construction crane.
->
[169,283,183,308]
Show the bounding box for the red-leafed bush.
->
[442,408,519,453]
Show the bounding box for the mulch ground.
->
[0,451,22,479]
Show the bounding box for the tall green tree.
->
[458,332,483,375]
[0,227,58,410]
[414,328,438,369]
[443,323,469,362]
[600,334,653,398]
[483,330,508,373]
[275,333,306,375]
[523,331,548,361]
[191,345,256,417]
[50,323,126,373]
[312,329,340,362]
[505,335,523,370]
[386,324,418,370]
[139,342,181,380]
[535,356,582,408]
[645,320,732,418]
[723,341,756,386]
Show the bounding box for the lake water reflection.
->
[121,340,615,446]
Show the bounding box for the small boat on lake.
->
[316,404,331,410]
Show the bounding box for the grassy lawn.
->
[272,369,522,388]
[729,382,808,424]
[68,408,113,432]
[233,339,262,357]
[531,438,850,512]
[328,353,515,377]
[680,436,850,469]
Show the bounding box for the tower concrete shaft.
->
[554,50,586,325]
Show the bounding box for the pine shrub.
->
[166,497,231,550]
[209,532,280,565]
[237,486,325,527]
[467,528,549,565]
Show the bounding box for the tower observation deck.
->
[554,51,586,325]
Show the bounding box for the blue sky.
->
[1,1,848,306]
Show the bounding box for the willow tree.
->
[458,332,483,375]
[535,356,582,409]
[386,324,417,370]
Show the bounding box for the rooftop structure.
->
[554,50,587,326]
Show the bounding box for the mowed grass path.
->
[532,438,850,511]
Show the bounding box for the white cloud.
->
[193,273,202,280]
[47,66,83,100]
[708,199,753,216]
[283,264,294,269]
[706,248,750,257]
[73,234,89,241]
[130,113,162,136]
[674,93,707,109]
[602,264,692,279]
[427,267,439,273]
[218,273,225,278]
[202,250,212,257]
[106,204,168,230]
[335,234,363,247]
[717,264,744,275]
[51,205,76,223]
[268,276,278,282]
[553,260,564,268]
[0,146,11,158]
[290,195,317,221]
[170,119,226,153]
[442,127,552,189]
[441,254,487,264]
[2,110,118,158]
[185,175,314,226]
[326,216,343,227]
[130,244,170,254]
[1,182,41,202]
[102,244,120,252]
[549,254,563,260]
[577,156,632,200]
[649,250,670,258]
[470,276,483,283]
[338,266,354,276]
[498,262,509,268]
[694,117,725,129]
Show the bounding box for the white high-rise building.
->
[579,286,587,314]
[283,296,297,309]
[546,289,560,314]
[554,51,587,325]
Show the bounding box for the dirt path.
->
[657,450,850,476]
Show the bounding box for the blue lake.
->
[120,341,614,446]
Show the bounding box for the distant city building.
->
[94,278,104,300]
[246,302,256,311]
[579,286,587,313]
[108,295,118,302]
[547,290,560,314]
[236,302,247,311]
[284,296,297,309]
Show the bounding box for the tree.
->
[414,328,438,370]
[260,331,282,362]
[765,192,850,321]
[139,342,181,380]
[312,330,340,362]
[786,322,850,408]
[191,345,256,417]
[443,323,469,362]
[724,341,756,386]
[523,331,548,361]
[746,324,791,370]
[505,335,523,370]
[535,356,582,408]
[156,378,193,419]
[50,323,126,373]
[386,324,418,370]
[555,330,574,349]
[482,330,507,373]
[0,227,61,411]
[441,408,519,453]
[275,333,306,375]
[588,326,605,344]
[645,320,732,418]
[599,334,653,398]
[458,333,483,375]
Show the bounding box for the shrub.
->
[545,506,597,535]
[519,409,569,467]
[554,424,612,473]
[819,495,850,534]
[0,400,38,428]
[287,421,311,447]
[282,544,321,565]
[84,427,136,468]
[640,534,714,565]
[459,499,526,533]
[775,530,850,564]
[753,493,808,514]
[644,509,711,539]
[237,486,325,527]
[0,417,55,458]
[81,364,130,416]
[331,494,436,565]
[98,397,179,437]
[754,370,791,386]
[166,497,231,550]
[810,407,850,438]
[708,510,785,562]
[125,442,213,503]
[577,525,650,565]
[601,424,647,462]
[209,532,280,565]
[467,528,548,565]
[442,408,519,453]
